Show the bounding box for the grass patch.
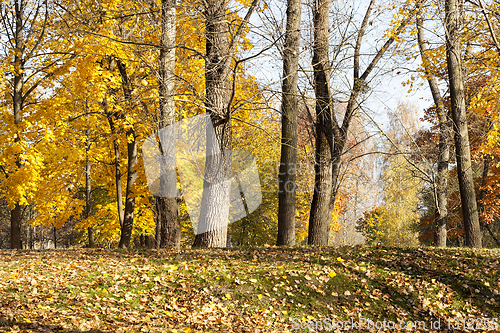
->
[0,246,498,332]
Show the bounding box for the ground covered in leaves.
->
[0,246,499,332]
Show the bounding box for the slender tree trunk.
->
[308,0,333,245]
[118,128,137,248]
[416,7,451,247]
[277,0,301,246]
[445,0,482,248]
[156,0,181,250]
[116,60,138,249]
[155,216,161,249]
[85,117,95,248]
[107,114,125,229]
[10,0,25,249]
[478,154,500,246]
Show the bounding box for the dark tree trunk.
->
[11,205,22,249]
[416,7,451,247]
[158,197,180,249]
[308,0,391,245]
[85,123,94,248]
[445,0,482,248]
[29,226,34,249]
[53,227,57,249]
[10,0,25,250]
[107,114,125,229]
[116,60,138,249]
[156,0,181,250]
[155,216,161,249]
[119,133,137,248]
[308,0,333,245]
[478,154,500,246]
[277,0,301,246]
[308,0,413,245]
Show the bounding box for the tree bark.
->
[277,0,301,246]
[416,6,451,247]
[308,0,376,245]
[156,0,181,250]
[155,216,161,249]
[308,0,333,245]
[106,110,125,228]
[445,0,482,248]
[193,0,232,248]
[191,0,259,248]
[478,154,500,246]
[86,154,94,248]
[84,112,95,248]
[116,60,138,249]
[119,130,137,248]
[307,0,413,245]
[10,0,25,249]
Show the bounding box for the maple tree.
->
[0,0,76,249]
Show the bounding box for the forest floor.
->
[0,245,499,332]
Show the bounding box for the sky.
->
[241,0,436,132]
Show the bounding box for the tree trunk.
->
[192,122,232,247]
[10,0,25,250]
[192,0,259,248]
[277,0,301,246]
[117,125,137,248]
[119,132,137,248]
[193,0,233,248]
[107,114,125,229]
[308,0,333,245]
[156,0,181,250]
[308,0,382,245]
[478,154,500,246]
[308,0,414,245]
[11,205,22,249]
[155,216,161,249]
[157,197,180,248]
[117,60,138,249]
[445,0,482,248]
[85,122,94,248]
[416,7,451,247]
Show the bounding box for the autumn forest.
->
[0,0,500,251]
